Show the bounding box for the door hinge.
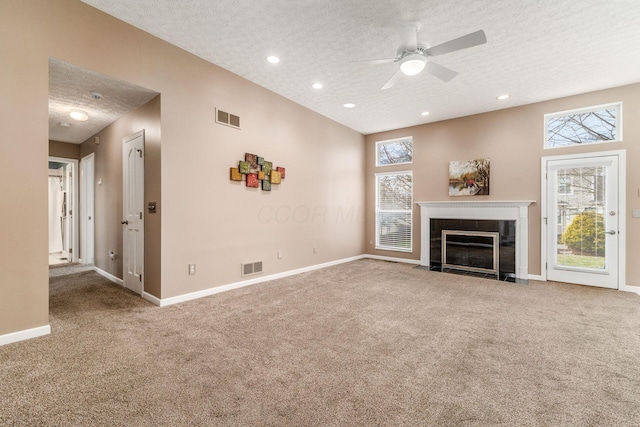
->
[139,274,142,282]
[545,262,548,270]
[139,212,142,220]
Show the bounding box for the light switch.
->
[632,209,640,218]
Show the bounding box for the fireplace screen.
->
[442,230,499,276]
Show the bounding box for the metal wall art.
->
[230,153,286,191]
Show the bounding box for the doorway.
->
[542,150,626,289]
[48,157,79,265]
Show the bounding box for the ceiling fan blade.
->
[351,58,397,65]
[381,69,403,90]
[425,30,487,57]
[426,61,459,82]
[396,21,420,51]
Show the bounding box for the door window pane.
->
[556,166,606,269]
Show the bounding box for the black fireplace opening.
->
[430,219,516,282]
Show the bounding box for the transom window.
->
[375,172,412,252]
[376,137,413,166]
[544,102,622,149]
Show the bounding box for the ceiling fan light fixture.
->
[399,54,426,76]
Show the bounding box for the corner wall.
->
[365,83,640,283]
[80,95,162,298]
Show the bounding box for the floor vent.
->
[216,108,241,129]
[242,261,263,277]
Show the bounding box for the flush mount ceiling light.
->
[69,110,89,121]
[399,54,427,76]
[266,55,280,64]
[343,103,356,109]
[497,94,510,100]
[312,83,323,89]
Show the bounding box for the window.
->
[544,102,622,148]
[375,172,412,252]
[376,137,413,166]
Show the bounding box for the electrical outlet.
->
[313,246,317,254]
[277,250,283,259]
[188,264,196,275]
[369,240,373,245]
[633,209,640,218]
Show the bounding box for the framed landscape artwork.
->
[448,158,490,196]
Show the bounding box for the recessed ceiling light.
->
[58,122,71,127]
[343,103,356,109]
[266,55,280,64]
[421,111,430,116]
[69,110,89,121]
[497,94,510,100]
[312,83,323,90]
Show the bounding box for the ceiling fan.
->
[358,23,487,90]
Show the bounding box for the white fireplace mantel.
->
[417,201,535,280]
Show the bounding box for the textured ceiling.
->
[79,0,640,135]
[49,58,158,144]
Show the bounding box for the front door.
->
[122,130,144,295]
[545,153,622,289]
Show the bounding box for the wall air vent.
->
[241,261,263,277]
[216,108,241,129]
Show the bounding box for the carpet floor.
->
[1,259,640,426]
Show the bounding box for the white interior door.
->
[80,154,95,265]
[122,130,144,295]
[545,153,623,289]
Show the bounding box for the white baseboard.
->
[363,254,421,265]
[142,292,162,306]
[528,274,544,281]
[0,324,51,346]
[93,266,123,285]
[156,255,366,307]
[624,285,640,295]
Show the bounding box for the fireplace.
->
[442,230,499,277]
[417,201,533,282]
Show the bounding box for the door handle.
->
[605,230,617,235]
[121,220,129,225]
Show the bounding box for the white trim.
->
[528,274,544,281]
[624,286,640,296]
[364,254,421,265]
[93,266,124,285]
[417,201,534,280]
[0,325,51,346]
[154,255,366,307]
[142,292,162,306]
[541,149,626,290]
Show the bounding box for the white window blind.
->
[376,172,412,252]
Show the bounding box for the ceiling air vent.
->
[216,108,241,129]
[241,261,263,277]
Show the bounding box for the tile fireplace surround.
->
[417,201,534,281]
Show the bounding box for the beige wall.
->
[365,84,640,283]
[79,96,162,298]
[0,0,365,337]
[49,140,80,159]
